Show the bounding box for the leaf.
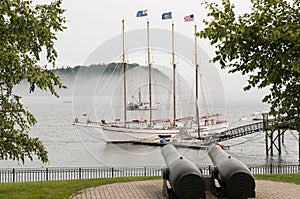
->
[198,0,300,132]
[0,0,66,164]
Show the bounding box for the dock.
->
[103,117,298,158]
[106,122,265,149]
[106,140,209,150]
[105,122,264,148]
[132,140,210,150]
[105,140,231,150]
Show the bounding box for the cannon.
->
[208,144,256,199]
[161,144,206,199]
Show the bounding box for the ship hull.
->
[102,125,179,141]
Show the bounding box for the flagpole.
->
[172,22,176,125]
[147,19,152,124]
[122,19,127,125]
[194,24,200,138]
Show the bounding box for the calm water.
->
[0,95,299,168]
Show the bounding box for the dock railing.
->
[0,164,299,183]
[203,122,264,145]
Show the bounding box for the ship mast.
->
[194,24,200,138]
[172,23,176,124]
[147,20,152,123]
[122,19,127,125]
[138,88,141,105]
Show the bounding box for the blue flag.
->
[162,12,172,20]
[136,9,148,17]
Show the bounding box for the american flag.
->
[184,14,194,22]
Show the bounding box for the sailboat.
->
[73,20,228,141]
[192,24,229,137]
[98,19,182,141]
[126,88,158,110]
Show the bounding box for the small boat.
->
[126,102,158,110]
[251,111,274,120]
[126,88,158,110]
[197,113,229,131]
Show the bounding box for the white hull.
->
[73,119,229,141]
[102,125,179,141]
[72,122,103,128]
[198,121,229,132]
[137,104,158,110]
[103,120,229,141]
[191,121,229,138]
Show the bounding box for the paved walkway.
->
[70,180,300,199]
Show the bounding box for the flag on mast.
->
[184,14,194,22]
[136,9,148,17]
[162,12,172,20]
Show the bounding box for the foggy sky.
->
[35,0,268,103]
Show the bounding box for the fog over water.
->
[2,76,298,168]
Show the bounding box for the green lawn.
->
[254,173,300,185]
[0,174,299,199]
[0,176,160,199]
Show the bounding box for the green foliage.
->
[198,0,300,131]
[0,176,161,199]
[0,0,66,163]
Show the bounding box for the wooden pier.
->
[262,114,299,160]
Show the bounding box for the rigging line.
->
[151,79,161,119]
[104,62,125,119]
[166,78,172,118]
[74,127,106,165]
[288,129,300,143]
[77,126,106,142]
[94,62,123,112]
[282,143,289,154]
[280,141,299,155]
[199,74,209,114]
[115,83,121,120]
[228,132,264,147]
[202,75,214,114]
[98,63,122,94]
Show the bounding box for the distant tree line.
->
[53,63,141,77]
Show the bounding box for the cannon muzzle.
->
[161,144,206,199]
[208,144,255,199]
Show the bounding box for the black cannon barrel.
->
[161,144,206,199]
[208,144,255,199]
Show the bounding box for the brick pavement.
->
[69,180,300,199]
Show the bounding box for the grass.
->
[0,176,161,199]
[254,173,300,185]
[0,174,299,199]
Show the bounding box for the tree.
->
[198,0,300,131]
[0,0,66,163]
